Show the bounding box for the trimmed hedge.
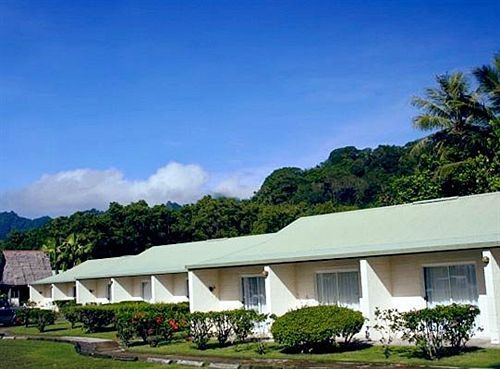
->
[271,305,365,352]
[78,305,115,333]
[63,302,189,337]
[14,307,56,332]
[33,309,56,332]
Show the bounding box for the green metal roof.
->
[32,233,273,283]
[80,233,273,279]
[188,192,500,269]
[30,256,134,285]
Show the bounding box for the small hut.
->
[0,250,52,306]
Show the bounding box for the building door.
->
[141,281,152,301]
[423,264,478,307]
[241,276,266,313]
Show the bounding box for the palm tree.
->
[412,72,491,133]
[58,233,93,271]
[41,238,57,270]
[473,54,500,113]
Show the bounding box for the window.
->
[316,271,360,308]
[424,264,478,306]
[241,276,266,313]
[141,281,152,301]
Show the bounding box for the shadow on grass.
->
[279,341,373,355]
[393,345,483,360]
[40,327,70,333]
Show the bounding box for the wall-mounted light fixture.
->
[208,285,216,292]
[261,270,269,278]
[482,255,490,265]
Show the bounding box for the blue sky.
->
[1,1,499,217]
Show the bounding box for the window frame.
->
[240,274,267,311]
[315,268,361,308]
[421,261,479,306]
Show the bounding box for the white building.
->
[187,193,500,343]
[30,192,500,343]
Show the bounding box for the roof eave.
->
[187,240,500,270]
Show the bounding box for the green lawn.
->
[129,340,500,368]
[7,322,500,368]
[8,320,117,340]
[0,339,187,369]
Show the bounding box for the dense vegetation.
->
[0,55,498,271]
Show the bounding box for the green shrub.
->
[54,300,77,309]
[32,309,56,333]
[229,309,265,343]
[210,311,233,347]
[15,306,33,327]
[271,305,365,352]
[78,306,115,333]
[401,304,480,359]
[60,305,81,329]
[190,312,212,349]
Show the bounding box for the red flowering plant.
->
[114,302,190,348]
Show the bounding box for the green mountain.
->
[0,211,51,240]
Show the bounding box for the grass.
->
[8,320,117,340]
[0,339,190,369]
[7,322,500,368]
[129,339,500,368]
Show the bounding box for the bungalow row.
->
[30,192,500,343]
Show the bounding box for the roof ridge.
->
[287,191,500,224]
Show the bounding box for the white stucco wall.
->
[189,269,220,312]
[76,279,111,304]
[294,259,360,308]
[189,266,264,312]
[388,250,488,337]
[265,264,299,315]
[52,282,76,301]
[152,273,189,303]
[482,248,500,343]
[29,284,52,306]
[188,249,499,343]
[360,257,393,322]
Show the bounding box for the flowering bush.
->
[114,302,189,347]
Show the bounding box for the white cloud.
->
[213,176,256,199]
[0,162,269,218]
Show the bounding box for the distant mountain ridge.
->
[0,211,51,240]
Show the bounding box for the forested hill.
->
[0,212,51,240]
[0,54,498,272]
